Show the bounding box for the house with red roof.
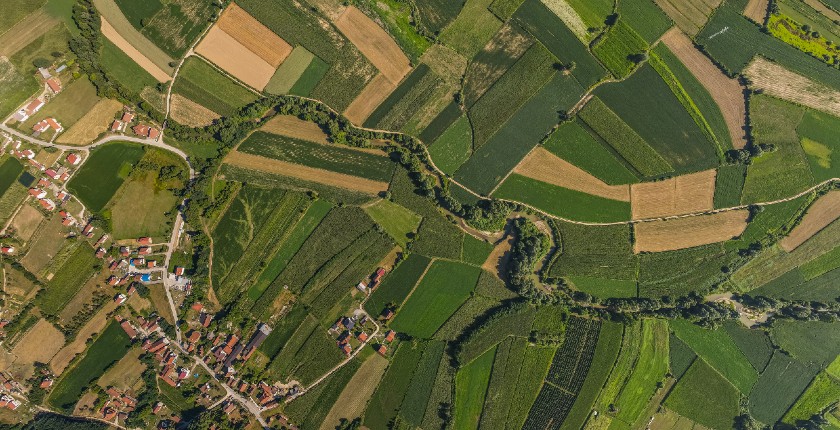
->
[32,118,62,134]
[122,112,134,123]
[46,78,61,94]
[174,266,185,276]
[1,246,14,255]
[385,330,396,343]
[28,188,46,199]
[39,198,55,211]
[15,99,44,122]
[44,169,59,180]
[82,223,94,237]
[138,237,152,245]
[66,153,81,165]
[111,120,123,132]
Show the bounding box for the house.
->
[120,247,130,256]
[38,178,50,187]
[127,285,136,295]
[28,159,44,170]
[174,266,185,276]
[356,282,367,292]
[381,309,394,320]
[242,323,272,361]
[21,149,35,159]
[341,317,355,331]
[377,345,387,356]
[56,191,68,201]
[46,78,61,94]
[39,378,53,389]
[0,246,14,255]
[152,402,164,414]
[107,276,118,286]
[32,118,62,134]
[148,128,160,140]
[94,234,108,247]
[15,99,44,122]
[122,112,134,123]
[120,320,137,339]
[200,312,212,328]
[38,68,51,79]
[223,402,236,416]
[95,248,106,258]
[66,153,81,165]
[138,246,151,255]
[55,64,67,73]
[342,344,352,356]
[191,302,203,312]
[138,237,152,245]
[385,330,396,343]
[82,223,94,237]
[44,169,59,180]
[28,188,46,199]
[59,170,70,181]
[187,331,201,343]
[114,293,127,305]
[147,260,156,268]
[357,332,368,342]
[177,368,190,380]
[39,198,55,211]
[132,124,149,137]
[111,120,123,132]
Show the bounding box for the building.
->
[111,120,124,132]
[241,323,272,361]
[44,169,59,179]
[132,124,160,140]
[46,78,61,94]
[385,330,396,343]
[174,266,185,276]
[138,237,152,245]
[38,68,51,79]
[122,112,134,123]
[15,99,44,122]
[82,223,94,237]
[32,118,62,134]
[28,188,46,199]
[120,320,137,339]
[39,198,55,211]
[114,293,127,305]
[66,153,81,165]
[377,345,387,356]
[0,246,14,255]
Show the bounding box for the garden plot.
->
[334,6,411,85]
[343,74,397,125]
[216,2,293,67]
[745,57,840,119]
[194,26,277,90]
[633,210,749,253]
[780,190,840,251]
[630,170,716,219]
[515,147,630,201]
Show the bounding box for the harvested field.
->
[661,28,748,149]
[654,0,722,35]
[224,151,388,194]
[265,46,314,95]
[10,319,64,366]
[780,191,840,251]
[744,0,770,22]
[0,9,58,57]
[804,0,840,21]
[261,115,330,144]
[744,57,840,118]
[56,99,123,145]
[320,354,389,429]
[514,147,630,201]
[11,205,43,243]
[344,73,397,125]
[630,170,717,219]
[33,150,61,167]
[634,210,750,252]
[169,93,220,127]
[100,16,171,82]
[194,26,276,90]
[97,347,145,391]
[20,217,67,275]
[49,300,118,375]
[216,3,293,67]
[334,6,411,85]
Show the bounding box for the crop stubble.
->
[744,57,840,118]
[634,210,749,252]
[630,169,717,219]
[195,26,277,90]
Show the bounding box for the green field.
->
[569,276,637,298]
[549,222,637,280]
[264,47,315,95]
[67,142,145,212]
[0,0,44,35]
[391,260,481,338]
[364,342,427,429]
[454,346,496,430]
[364,199,421,248]
[100,39,158,94]
[48,321,131,412]
[23,77,100,131]
[285,358,361,429]
[0,58,40,119]
[543,120,639,185]
[461,234,493,266]
[797,109,840,182]
[36,244,98,316]
[610,319,669,426]
[801,245,840,280]
[364,254,431,317]
[784,372,840,425]
[669,333,696,379]
[398,341,446,426]
[439,0,503,57]
[771,320,840,366]
[114,0,214,58]
[173,58,258,116]
[723,322,774,373]
[749,351,819,424]
[638,244,738,299]
[428,115,472,175]
[288,55,330,97]
[592,20,648,79]
[617,0,673,43]
[0,159,24,198]
[665,358,740,430]
[714,164,747,208]
[265,315,344,385]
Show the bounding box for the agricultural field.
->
[67,142,145,212]
[665,358,740,429]
[172,57,258,117]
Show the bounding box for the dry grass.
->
[515,147,631,201]
[334,6,411,85]
[655,0,722,35]
[149,284,175,325]
[20,216,67,275]
[57,273,105,325]
[483,234,513,280]
[0,9,58,57]
[744,57,840,118]
[634,210,749,253]
[194,26,276,90]
[34,149,62,166]
[97,347,146,391]
[343,74,397,125]
[661,28,748,149]
[260,115,330,144]
[100,16,171,82]
[804,0,840,21]
[743,0,770,23]
[319,354,389,430]
[780,190,840,251]
[224,151,388,194]
[541,0,588,41]
[170,93,220,127]
[11,205,43,243]
[49,300,119,374]
[56,99,123,145]
[11,319,65,366]
[216,3,293,67]
[630,170,717,219]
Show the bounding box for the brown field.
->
[515,148,630,201]
[743,0,770,22]
[483,234,513,280]
[260,115,330,144]
[661,29,748,149]
[50,300,119,375]
[216,3,293,67]
[334,6,411,85]
[11,319,65,365]
[195,26,276,90]
[804,0,840,21]
[97,347,146,391]
[744,57,840,118]
[56,99,123,145]
[780,191,840,251]
[0,9,59,57]
[170,93,220,127]
[344,73,397,125]
[100,16,171,82]
[20,216,67,276]
[58,273,106,325]
[149,284,175,324]
[630,170,717,219]
[4,264,39,299]
[224,151,388,194]
[319,354,389,430]
[11,205,44,243]
[654,0,722,35]
[34,149,62,166]
[633,210,749,253]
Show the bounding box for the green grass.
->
[670,319,758,393]
[797,109,840,182]
[549,221,637,280]
[0,58,40,119]
[399,341,446,425]
[638,244,738,299]
[725,194,809,251]
[0,159,24,198]
[543,120,639,185]
[456,304,537,365]
[36,244,98,316]
[361,0,431,61]
[288,55,329,97]
[114,0,161,28]
[505,345,557,429]
[173,57,257,117]
[714,165,747,208]
[265,315,345,385]
[669,333,696,379]
[429,115,472,175]
[611,319,669,426]
[364,199,421,248]
[723,321,774,373]
[565,0,614,29]
[462,23,533,107]
[364,254,431,317]
[800,245,840,280]
[23,77,100,130]
[569,276,637,298]
[285,359,361,428]
[258,305,308,358]
[461,234,493,266]
[434,296,501,341]
[489,0,526,19]
[478,338,527,428]
[494,174,631,222]
[784,372,840,425]
[666,358,740,430]
[391,260,481,338]
[48,321,131,412]
[67,142,145,212]
[592,20,648,79]
[578,97,672,177]
[771,320,840,366]
[108,174,181,239]
[617,0,673,43]
[0,0,44,35]
[439,0,503,58]
[365,64,433,128]
[749,351,819,424]
[264,46,315,95]
[454,345,496,430]
[364,342,427,429]
[100,38,158,94]
[136,0,214,59]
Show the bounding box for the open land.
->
[99,16,171,82]
[334,6,411,85]
[744,57,840,118]
[260,115,330,144]
[780,190,840,251]
[515,147,631,201]
[194,26,277,91]
[169,93,220,127]
[630,170,717,219]
[344,74,398,125]
[216,2,293,67]
[634,210,750,253]
[55,99,123,145]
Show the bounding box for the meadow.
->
[783,372,840,424]
[665,358,740,429]
[100,39,158,94]
[461,234,494,266]
[428,116,472,175]
[173,58,258,117]
[569,276,637,298]
[265,315,344,385]
[592,21,648,79]
[454,346,495,429]
[797,109,840,181]
[608,319,668,426]
[364,254,430,316]
[264,47,315,95]
[363,199,421,248]
[23,77,100,131]
[36,244,99,316]
[0,58,40,119]
[617,0,673,43]
[770,320,840,366]
[637,244,738,298]
[749,351,819,424]
[543,121,639,185]
[399,341,446,426]
[67,142,145,212]
[462,23,532,108]
[439,0,502,58]
[364,342,427,429]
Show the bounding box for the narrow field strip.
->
[744,57,840,119]
[194,26,277,91]
[780,190,840,251]
[514,147,630,201]
[344,74,398,125]
[93,0,175,75]
[334,6,411,85]
[630,169,717,219]
[634,210,750,253]
[99,16,171,82]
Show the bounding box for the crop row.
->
[544,317,602,392]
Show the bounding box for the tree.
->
[33,57,52,68]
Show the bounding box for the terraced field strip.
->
[93,0,174,76]
[344,74,398,125]
[99,16,171,82]
[630,169,717,219]
[224,151,388,194]
[334,6,411,85]
[634,210,749,253]
[654,0,721,35]
[780,190,840,251]
[804,0,840,21]
[216,2,293,67]
[744,57,840,118]
[194,25,277,90]
[661,28,747,149]
[514,147,630,201]
[0,8,58,57]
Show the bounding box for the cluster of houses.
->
[13,69,65,138]
[100,386,137,423]
[132,124,161,141]
[9,150,81,212]
[31,117,62,136]
[356,267,387,293]
[0,395,20,411]
[0,372,22,410]
[110,111,135,133]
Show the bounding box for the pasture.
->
[363,199,421,248]
[56,99,123,145]
[173,57,258,117]
[665,358,739,429]
[67,142,144,212]
[0,57,39,119]
[23,77,100,131]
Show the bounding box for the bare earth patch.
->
[744,57,840,118]
[804,0,840,21]
[661,28,748,149]
[195,26,277,90]
[11,319,65,366]
[11,205,43,243]
[483,233,514,280]
[631,169,717,219]
[634,210,749,253]
[743,0,770,23]
[100,16,171,82]
[515,147,631,201]
[224,151,388,194]
[261,115,330,143]
[334,6,411,85]
[319,354,389,430]
[216,3,293,67]
[0,9,58,57]
[56,99,123,145]
[170,93,220,127]
[344,74,397,125]
[780,190,840,251]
